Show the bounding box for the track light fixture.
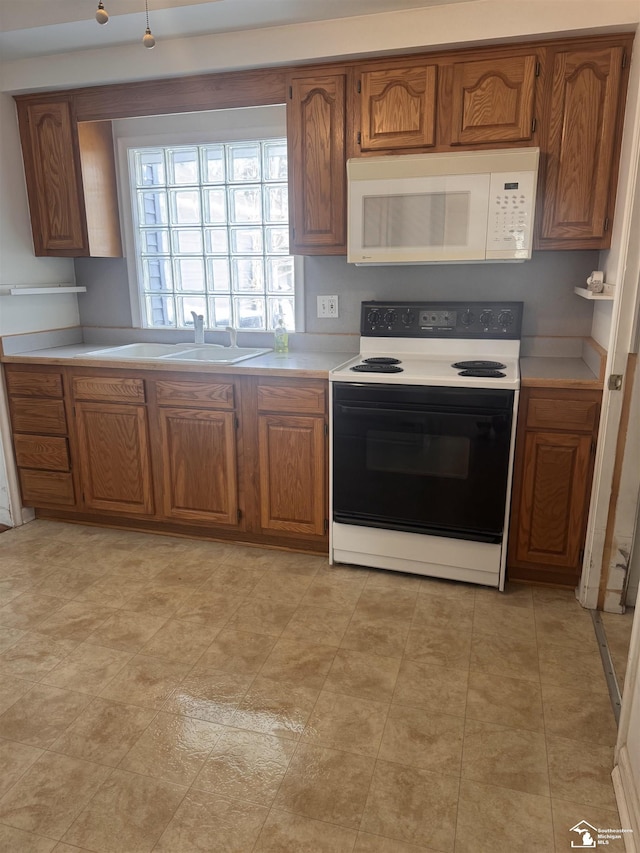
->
[94,0,156,48]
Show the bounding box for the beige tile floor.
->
[0,520,629,852]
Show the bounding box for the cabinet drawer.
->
[14,435,70,471]
[155,380,235,408]
[525,397,600,432]
[257,381,326,414]
[19,469,75,506]
[73,376,145,403]
[6,370,63,398]
[10,399,67,435]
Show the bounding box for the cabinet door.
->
[258,414,326,537]
[359,64,437,151]
[449,54,537,145]
[75,402,154,515]
[18,99,87,256]
[539,45,625,247]
[288,74,346,254]
[512,430,593,574]
[159,407,239,526]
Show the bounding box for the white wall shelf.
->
[1,286,87,297]
[574,284,615,301]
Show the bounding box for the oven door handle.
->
[334,403,504,418]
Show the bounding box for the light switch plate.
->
[317,295,339,318]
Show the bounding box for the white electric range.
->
[329,300,523,589]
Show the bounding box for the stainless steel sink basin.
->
[162,346,271,364]
[81,343,221,360]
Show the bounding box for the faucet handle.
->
[225,326,238,347]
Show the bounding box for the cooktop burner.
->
[458,369,506,378]
[452,360,507,370]
[363,357,402,365]
[351,363,404,373]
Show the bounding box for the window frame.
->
[114,109,304,333]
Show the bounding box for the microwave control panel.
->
[486,170,537,258]
[361,301,523,339]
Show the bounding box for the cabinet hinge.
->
[237,508,242,521]
[531,117,537,134]
[622,52,628,69]
[357,80,362,94]
[288,85,293,99]
[579,547,585,564]
[324,422,328,436]
[324,518,329,533]
[235,416,239,429]
[603,216,609,232]
[608,374,623,391]
[357,131,361,145]
[535,61,541,77]
[591,439,597,456]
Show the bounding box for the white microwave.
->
[347,147,539,264]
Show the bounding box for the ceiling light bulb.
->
[142,27,156,48]
[95,1,109,24]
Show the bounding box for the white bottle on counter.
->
[274,317,288,353]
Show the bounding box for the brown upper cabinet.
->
[16,97,122,258]
[14,33,633,258]
[357,62,438,151]
[448,54,539,145]
[537,43,628,249]
[287,73,347,254]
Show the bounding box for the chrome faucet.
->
[191,311,205,344]
[225,326,238,348]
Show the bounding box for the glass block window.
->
[129,140,294,332]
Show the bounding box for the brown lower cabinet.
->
[4,364,328,553]
[507,386,602,586]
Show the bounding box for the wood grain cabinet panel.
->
[257,381,326,414]
[72,375,145,403]
[158,407,239,525]
[449,54,538,145]
[508,387,601,586]
[358,64,437,151]
[10,399,67,435]
[155,380,234,408]
[258,414,326,536]
[5,370,63,398]
[18,470,75,507]
[75,401,154,515]
[288,73,346,254]
[539,44,627,248]
[14,435,69,471]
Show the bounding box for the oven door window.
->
[332,384,514,543]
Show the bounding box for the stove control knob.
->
[461,310,475,326]
[480,309,494,327]
[367,309,381,328]
[383,309,397,327]
[498,310,514,328]
[401,310,415,327]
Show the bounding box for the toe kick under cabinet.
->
[4,364,328,553]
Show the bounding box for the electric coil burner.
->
[329,300,523,590]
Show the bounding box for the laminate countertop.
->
[520,357,603,389]
[0,344,357,379]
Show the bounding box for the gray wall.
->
[76,250,599,339]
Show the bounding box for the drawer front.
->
[19,469,75,506]
[526,397,600,432]
[6,370,63,398]
[257,381,326,414]
[73,375,146,403]
[14,434,70,471]
[155,380,235,408]
[11,399,67,435]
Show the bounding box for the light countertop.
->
[1,344,356,379]
[520,356,602,389]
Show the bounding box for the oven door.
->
[332,382,515,543]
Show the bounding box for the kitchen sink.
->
[162,346,271,364]
[80,343,219,359]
